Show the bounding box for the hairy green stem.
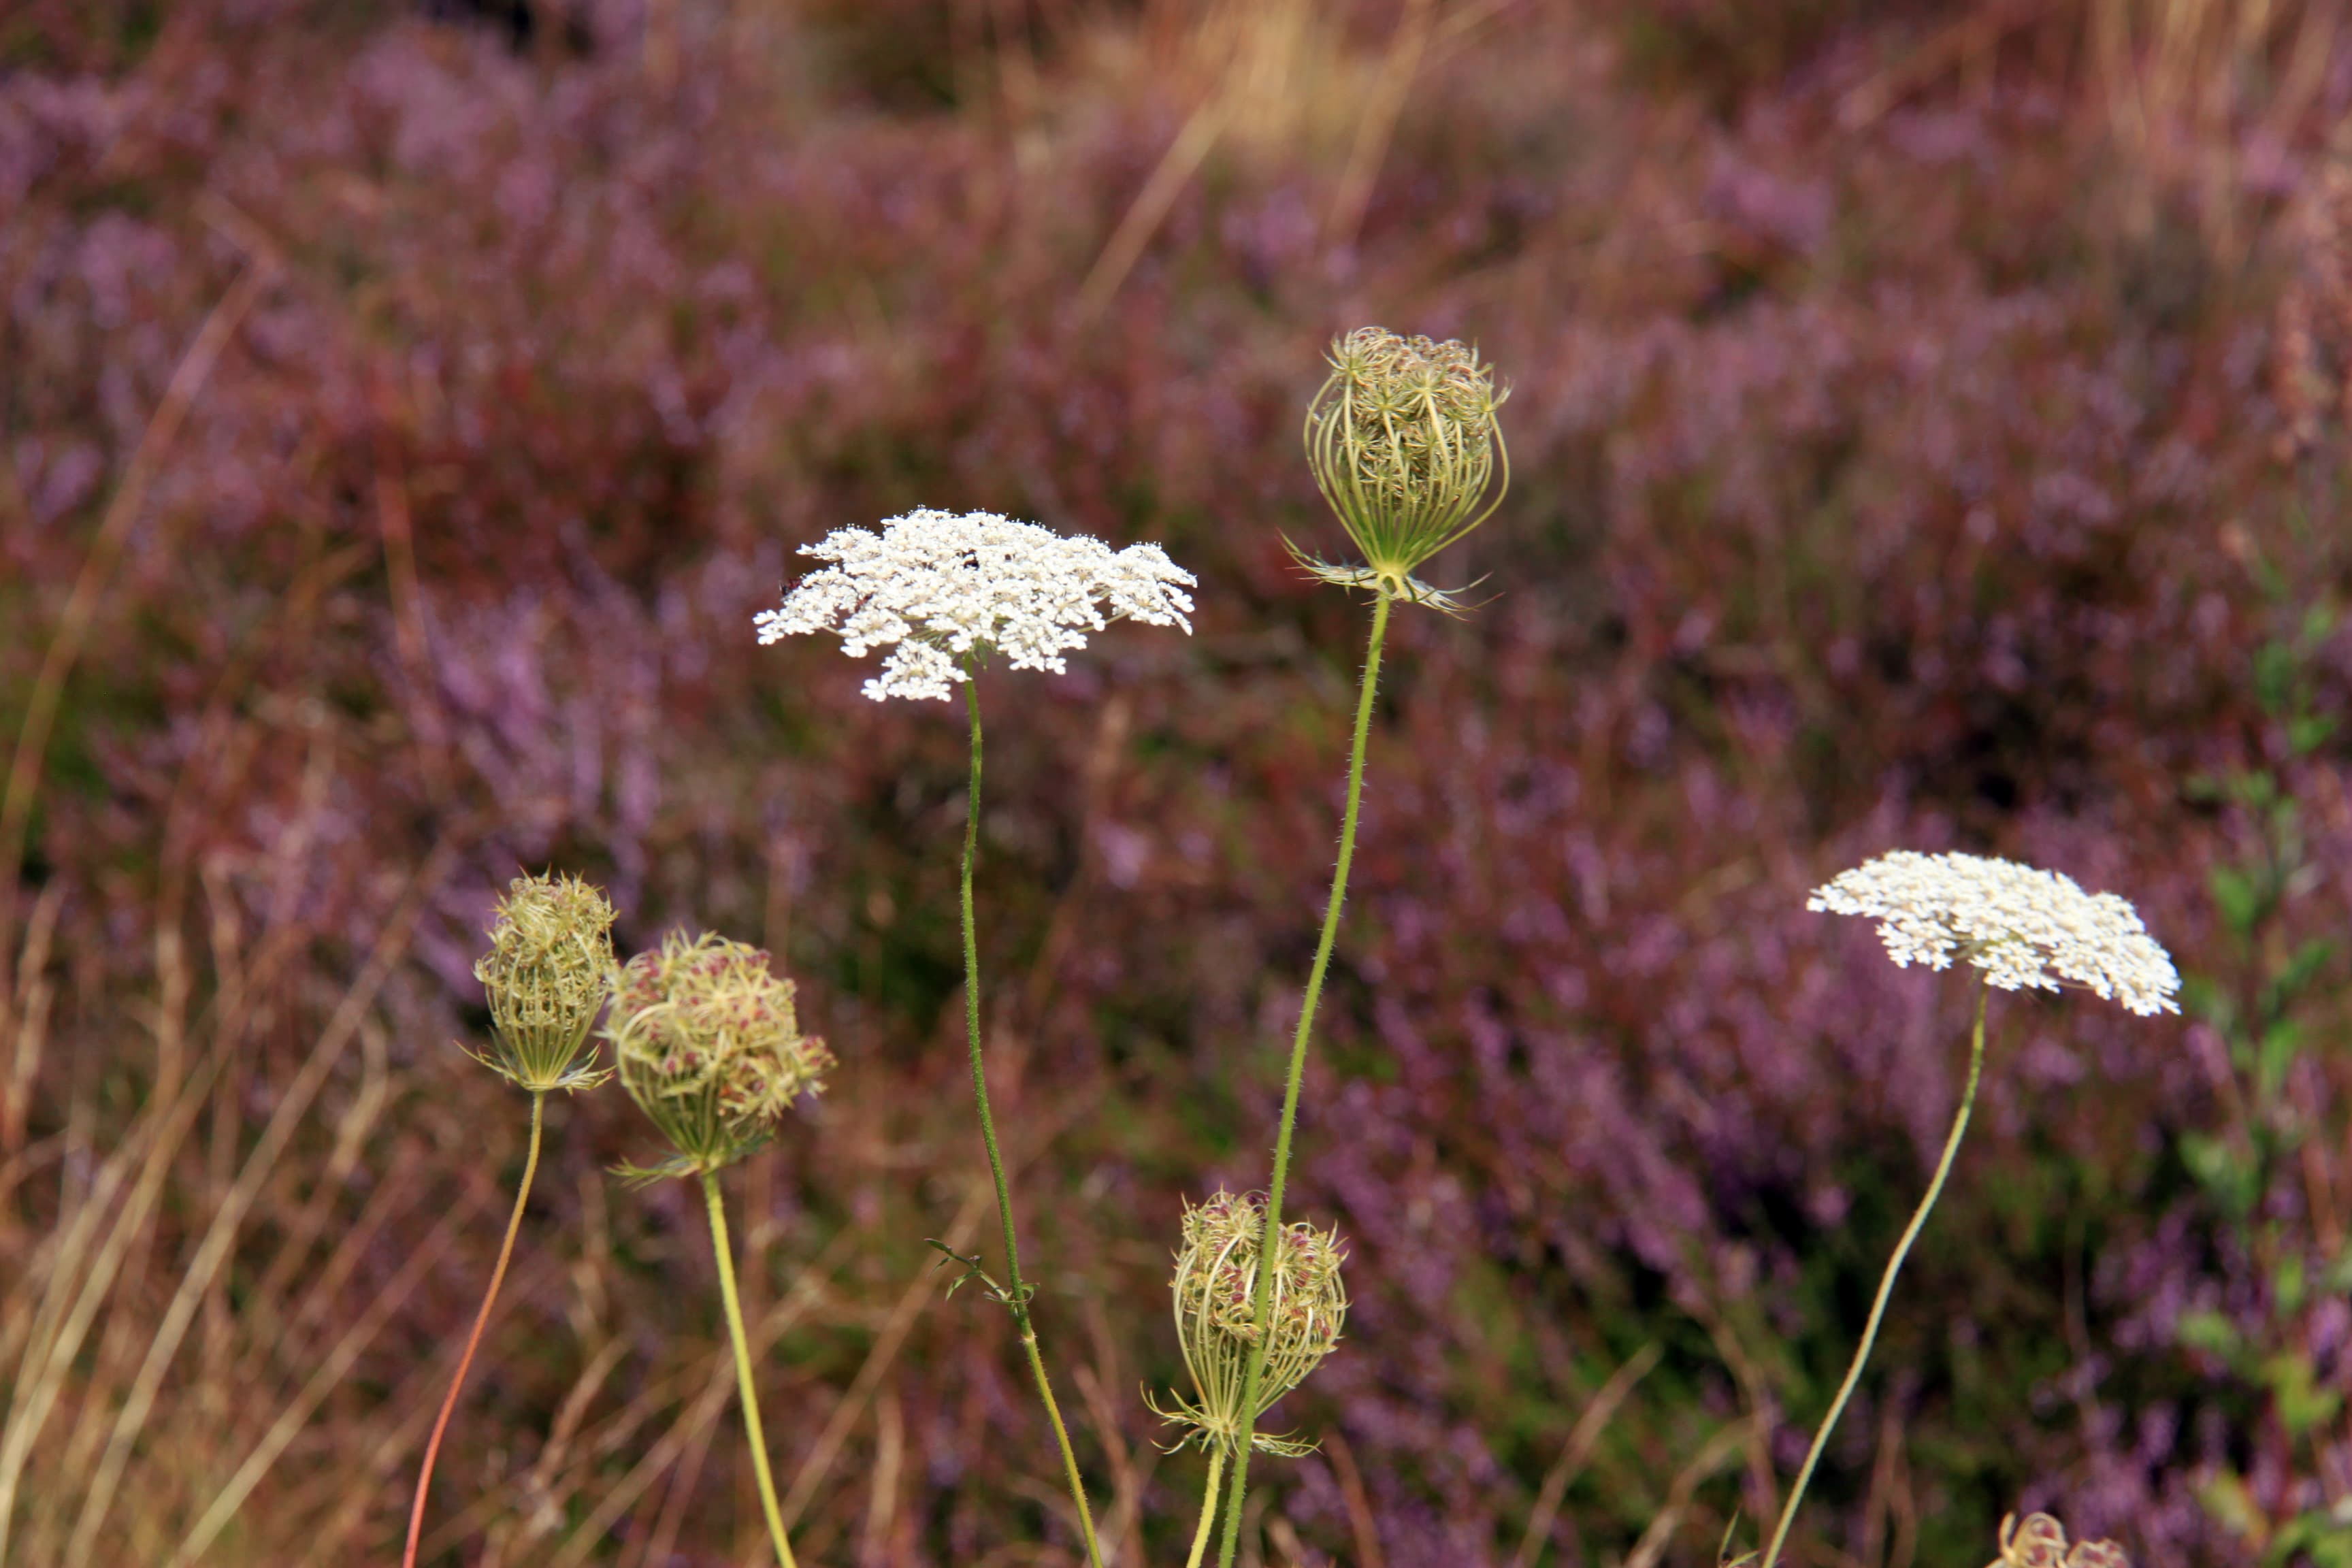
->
[1188,1446,1229,1568]
[402,1090,544,1568]
[702,1168,798,1568]
[1217,591,1392,1568]
[1759,979,1989,1568]
[960,676,1107,1568]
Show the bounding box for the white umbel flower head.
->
[1808,850,2180,1015]
[755,508,1197,702]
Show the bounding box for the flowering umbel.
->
[470,871,617,1093]
[1987,1512,2130,1568]
[606,931,834,1180]
[755,508,1196,701]
[1808,850,2180,1016]
[1147,1191,1348,1457]
[1296,326,1509,610]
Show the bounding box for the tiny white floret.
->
[755,508,1197,701]
[1808,849,2180,1016]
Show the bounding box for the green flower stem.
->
[402,1090,544,1568]
[702,1168,798,1568]
[1217,590,1392,1568]
[1187,1446,1229,1568]
[960,676,1107,1568]
[1760,979,1989,1568]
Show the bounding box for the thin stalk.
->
[702,1167,798,1568]
[402,1090,544,1568]
[1759,979,1989,1568]
[960,676,1107,1568]
[1186,1446,1228,1568]
[1216,591,1392,1568]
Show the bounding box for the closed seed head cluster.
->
[1298,325,1509,604]
[606,930,834,1177]
[755,508,1196,701]
[1989,1512,2131,1568]
[1808,850,2180,1015]
[472,870,619,1093]
[1148,1190,1348,1456]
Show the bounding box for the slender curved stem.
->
[1759,979,1989,1568]
[702,1168,798,1568]
[402,1090,544,1568]
[1218,591,1392,1568]
[1187,1446,1229,1568]
[960,676,1107,1568]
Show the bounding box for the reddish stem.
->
[401,1090,544,1568]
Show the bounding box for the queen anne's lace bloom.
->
[755,508,1196,701]
[1808,850,2180,1015]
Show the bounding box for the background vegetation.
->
[5,1,2352,1563]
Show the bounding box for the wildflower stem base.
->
[702,1168,798,1568]
[402,1089,544,1568]
[1759,979,1990,1568]
[1217,590,1392,1568]
[960,677,1107,1568]
[1188,1446,1228,1568]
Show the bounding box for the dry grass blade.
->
[162,1188,480,1568]
[59,837,458,1568]
[1323,0,1433,249]
[1511,1341,1663,1568]
[0,252,276,1017]
[0,1060,216,1561]
[1623,1416,1756,1568]
[544,1222,868,1568]
[777,1179,990,1532]
[1,882,65,1163]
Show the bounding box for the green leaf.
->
[2255,640,2296,715]
[2210,865,2265,937]
[2260,1351,2342,1438]
[2274,938,2337,1002]
[2290,715,2338,756]
[2257,1019,2307,1103]
[2174,1306,2242,1361]
[2180,1133,2259,1220]
[2275,1253,2308,1316]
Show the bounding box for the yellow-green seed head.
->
[1990,1512,2130,1568]
[1146,1190,1347,1457]
[1297,325,1509,608]
[606,930,833,1181]
[471,871,617,1093]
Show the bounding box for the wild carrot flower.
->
[754,508,1196,701]
[1295,326,1509,610]
[1757,851,2176,1568]
[1215,328,1512,1568]
[607,928,832,1568]
[1149,1192,1347,1568]
[1807,849,2180,1015]
[470,870,619,1091]
[758,508,1198,1568]
[1150,1190,1348,1458]
[403,870,617,1568]
[1989,1511,2132,1568]
[606,930,833,1180]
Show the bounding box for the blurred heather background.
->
[7,1,2352,1565]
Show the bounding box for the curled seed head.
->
[1990,1512,2131,1568]
[1298,326,1509,604]
[472,871,617,1094]
[1147,1190,1347,1456]
[606,931,834,1179]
